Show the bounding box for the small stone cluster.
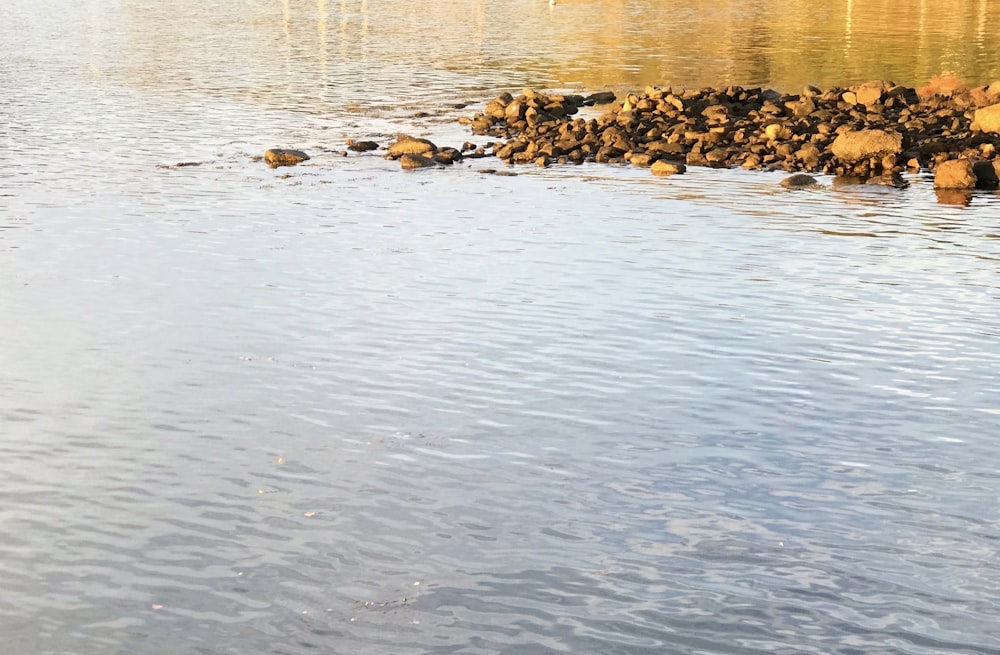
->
[460,81,1000,188]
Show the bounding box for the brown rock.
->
[933,159,976,189]
[831,129,903,162]
[780,173,819,188]
[263,148,310,167]
[346,140,379,152]
[852,80,893,105]
[399,153,437,169]
[651,160,686,176]
[388,135,437,158]
[971,103,1000,132]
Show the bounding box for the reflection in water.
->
[109,0,1000,114]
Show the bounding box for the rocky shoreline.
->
[269,79,1000,192]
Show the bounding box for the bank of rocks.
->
[461,81,1000,188]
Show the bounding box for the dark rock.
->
[865,173,908,188]
[584,91,617,106]
[264,148,310,167]
[972,160,1000,189]
[346,139,379,152]
[433,148,462,165]
[780,173,820,188]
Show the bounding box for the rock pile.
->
[461,81,1000,188]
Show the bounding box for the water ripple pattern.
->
[3,1,1000,654]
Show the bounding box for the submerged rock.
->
[780,173,820,188]
[264,148,310,167]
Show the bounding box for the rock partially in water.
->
[780,173,820,188]
[346,139,380,152]
[864,173,908,188]
[650,160,686,176]
[264,148,310,167]
[387,135,437,158]
[399,153,437,169]
[463,81,999,182]
[972,160,1000,189]
[933,159,977,189]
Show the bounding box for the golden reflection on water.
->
[120,0,1000,101]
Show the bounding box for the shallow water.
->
[3,1,1000,654]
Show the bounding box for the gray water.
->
[3,1,1000,654]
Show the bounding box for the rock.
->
[972,160,1000,189]
[387,135,436,158]
[346,139,379,152]
[780,173,819,188]
[971,103,1000,132]
[399,153,437,169]
[830,129,903,162]
[650,160,686,176]
[432,147,463,165]
[764,123,792,141]
[584,91,617,106]
[852,80,893,105]
[263,148,310,167]
[933,158,976,189]
[864,173,908,188]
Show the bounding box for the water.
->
[3,1,1000,653]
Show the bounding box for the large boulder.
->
[971,103,1000,133]
[831,129,903,162]
[933,159,976,189]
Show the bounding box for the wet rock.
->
[830,129,903,162]
[972,160,1000,189]
[387,135,437,158]
[780,173,820,188]
[650,160,686,176]
[864,173,908,188]
[584,91,617,106]
[463,84,998,181]
[432,147,463,165]
[971,103,1000,132]
[346,139,379,152]
[933,158,976,189]
[399,153,438,169]
[264,148,310,167]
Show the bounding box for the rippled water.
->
[3,1,1000,654]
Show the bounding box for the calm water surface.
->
[3,1,1000,654]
